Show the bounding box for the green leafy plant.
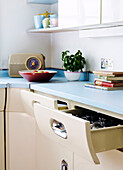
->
[62,50,86,72]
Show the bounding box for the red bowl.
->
[19,70,57,82]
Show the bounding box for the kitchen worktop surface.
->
[0,81,8,88]
[31,81,123,117]
[0,77,30,88]
[0,76,67,88]
[0,70,123,116]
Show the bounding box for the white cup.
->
[34,15,43,29]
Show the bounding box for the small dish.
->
[19,70,57,82]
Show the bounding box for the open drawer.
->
[33,103,123,165]
[21,90,69,116]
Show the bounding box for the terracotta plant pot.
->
[64,71,81,81]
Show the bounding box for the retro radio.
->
[9,53,45,77]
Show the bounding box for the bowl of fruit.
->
[19,70,57,82]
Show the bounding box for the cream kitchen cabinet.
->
[21,90,73,170]
[6,111,37,170]
[102,0,123,24]
[74,150,123,170]
[0,112,5,170]
[36,126,73,170]
[6,88,37,170]
[0,88,6,170]
[6,88,72,170]
[33,102,123,166]
[58,0,101,28]
[6,88,123,170]
[22,90,123,168]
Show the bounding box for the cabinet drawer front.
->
[34,103,99,164]
[0,112,4,170]
[0,89,5,111]
[36,132,74,170]
[21,90,58,116]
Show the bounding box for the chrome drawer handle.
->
[52,120,67,139]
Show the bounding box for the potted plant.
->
[62,50,86,81]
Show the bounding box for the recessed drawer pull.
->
[32,100,40,105]
[52,120,67,139]
[21,90,58,116]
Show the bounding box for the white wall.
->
[51,31,123,71]
[0,0,51,69]
[1,0,123,71]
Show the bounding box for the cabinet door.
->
[58,0,100,28]
[36,127,73,170]
[74,151,123,170]
[0,88,5,111]
[6,112,37,170]
[79,0,101,26]
[58,0,80,28]
[102,0,123,23]
[0,112,4,170]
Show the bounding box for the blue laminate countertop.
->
[0,77,30,88]
[0,82,8,88]
[31,81,123,116]
[0,69,87,88]
[0,75,68,88]
[0,70,123,116]
[0,69,69,88]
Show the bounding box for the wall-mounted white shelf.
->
[27,22,123,37]
[27,0,58,5]
[27,27,79,33]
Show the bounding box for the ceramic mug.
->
[42,18,50,28]
[50,14,58,27]
[34,15,44,29]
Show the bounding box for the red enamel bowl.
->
[19,70,57,82]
